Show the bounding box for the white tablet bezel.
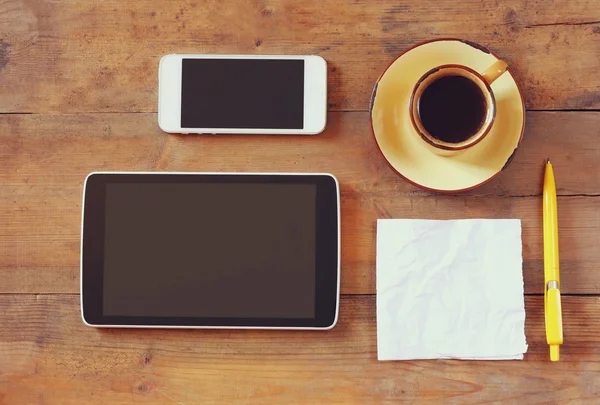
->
[80,172,340,330]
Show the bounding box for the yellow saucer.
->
[370,39,525,193]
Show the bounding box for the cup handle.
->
[481,60,508,85]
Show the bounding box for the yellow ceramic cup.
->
[409,59,508,153]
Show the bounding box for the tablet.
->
[80,172,340,329]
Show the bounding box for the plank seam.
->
[2,109,600,114]
[525,21,600,28]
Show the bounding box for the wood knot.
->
[0,41,10,72]
[260,8,273,17]
[505,9,519,32]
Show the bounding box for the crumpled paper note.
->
[376,219,528,360]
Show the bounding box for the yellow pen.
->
[543,158,563,361]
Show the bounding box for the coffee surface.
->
[418,75,487,144]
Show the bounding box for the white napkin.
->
[376,219,527,361]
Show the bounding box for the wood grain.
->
[1,112,599,194]
[1,112,600,294]
[1,294,600,404]
[1,0,599,402]
[0,0,599,113]
[2,189,600,295]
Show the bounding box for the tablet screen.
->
[81,173,339,328]
[103,182,316,318]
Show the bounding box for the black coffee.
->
[418,75,487,144]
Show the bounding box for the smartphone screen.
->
[180,59,305,129]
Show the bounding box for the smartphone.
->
[158,54,327,135]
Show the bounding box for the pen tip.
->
[547,158,551,164]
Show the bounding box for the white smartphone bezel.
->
[80,171,340,330]
[158,54,327,135]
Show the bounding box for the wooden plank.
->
[2,188,599,295]
[1,112,599,195]
[1,294,599,404]
[0,0,599,113]
[343,194,600,295]
[1,112,600,294]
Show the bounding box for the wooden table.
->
[1,0,600,403]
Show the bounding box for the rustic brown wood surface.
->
[2,0,600,403]
[1,0,600,112]
[1,112,600,296]
[1,294,600,404]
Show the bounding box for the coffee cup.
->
[409,60,508,154]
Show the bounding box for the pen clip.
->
[545,281,563,361]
